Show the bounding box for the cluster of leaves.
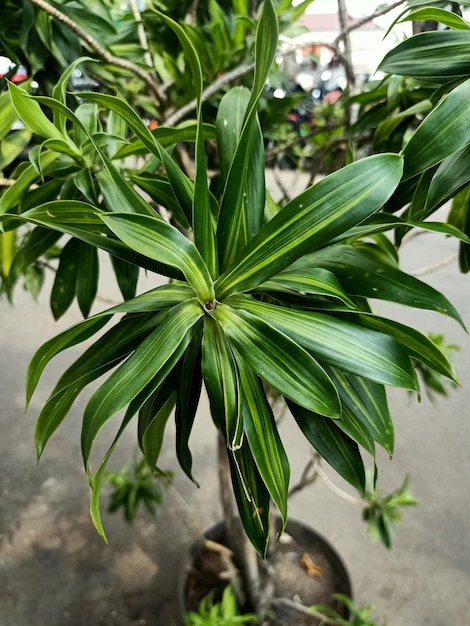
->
[351,1,470,268]
[0,1,468,558]
[184,586,257,626]
[310,593,386,626]
[106,457,172,523]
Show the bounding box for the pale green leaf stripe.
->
[8,81,66,142]
[329,368,394,455]
[227,295,418,391]
[27,317,111,407]
[399,8,470,31]
[379,30,470,78]
[215,154,403,299]
[100,213,215,303]
[202,318,242,449]
[214,303,340,418]
[402,77,470,180]
[17,201,182,278]
[27,283,190,406]
[261,267,356,308]
[237,359,289,526]
[81,299,204,466]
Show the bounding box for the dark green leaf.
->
[288,401,366,492]
[215,154,403,298]
[81,299,203,468]
[236,359,289,528]
[214,303,340,418]
[50,238,80,320]
[100,213,215,304]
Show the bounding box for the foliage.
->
[362,473,417,549]
[106,457,172,523]
[310,593,386,626]
[0,0,468,563]
[184,586,257,626]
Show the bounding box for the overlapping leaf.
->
[215,154,403,298]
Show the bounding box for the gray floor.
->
[1,182,469,625]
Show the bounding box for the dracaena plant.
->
[0,0,465,557]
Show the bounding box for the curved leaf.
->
[226,295,419,391]
[402,78,470,180]
[305,244,465,328]
[101,213,215,304]
[81,299,203,467]
[378,30,470,79]
[215,154,403,298]
[288,400,366,492]
[214,303,341,418]
[236,359,290,529]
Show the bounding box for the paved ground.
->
[1,175,469,625]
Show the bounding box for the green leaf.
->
[425,144,470,214]
[306,244,465,328]
[402,78,470,180]
[110,255,139,302]
[34,314,164,458]
[214,303,340,418]
[216,0,277,270]
[226,295,419,391]
[76,91,194,222]
[100,213,215,304]
[236,359,290,528]
[288,401,366,492]
[215,154,403,298]
[399,8,470,31]
[76,241,99,318]
[259,267,356,308]
[27,315,112,407]
[81,299,203,468]
[356,314,459,384]
[229,443,271,557]
[202,318,242,448]
[8,81,66,142]
[0,127,32,171]
[139,379,177,469]
[378,30,470,80]
[50,238,80,320]
[175,326,203,483]
[329,368,394,455]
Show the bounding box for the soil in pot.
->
[182,518,351,625]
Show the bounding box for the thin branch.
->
[163,63,255,126]
[28,0,166,108]
[129,0,154,70]
[335,0,409,44]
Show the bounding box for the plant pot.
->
[178,517,352,625]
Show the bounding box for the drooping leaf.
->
[175,326,203,483]
[139,377,177,469]
[76,241,99,318]
[215,154,403,298]
[50,238,80,320]
[236,358,290,529]
[202,317,242,448]
[214,303,341,418]
[100,213,215,304]
[81,299,203,468]
[226,295,419,391]
[328,368,394,455]
[304,244,465,328]
[399,8,470,32]
[288,401,366,493]
[229,443,271,557]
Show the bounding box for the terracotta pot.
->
[178,517,352,625]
